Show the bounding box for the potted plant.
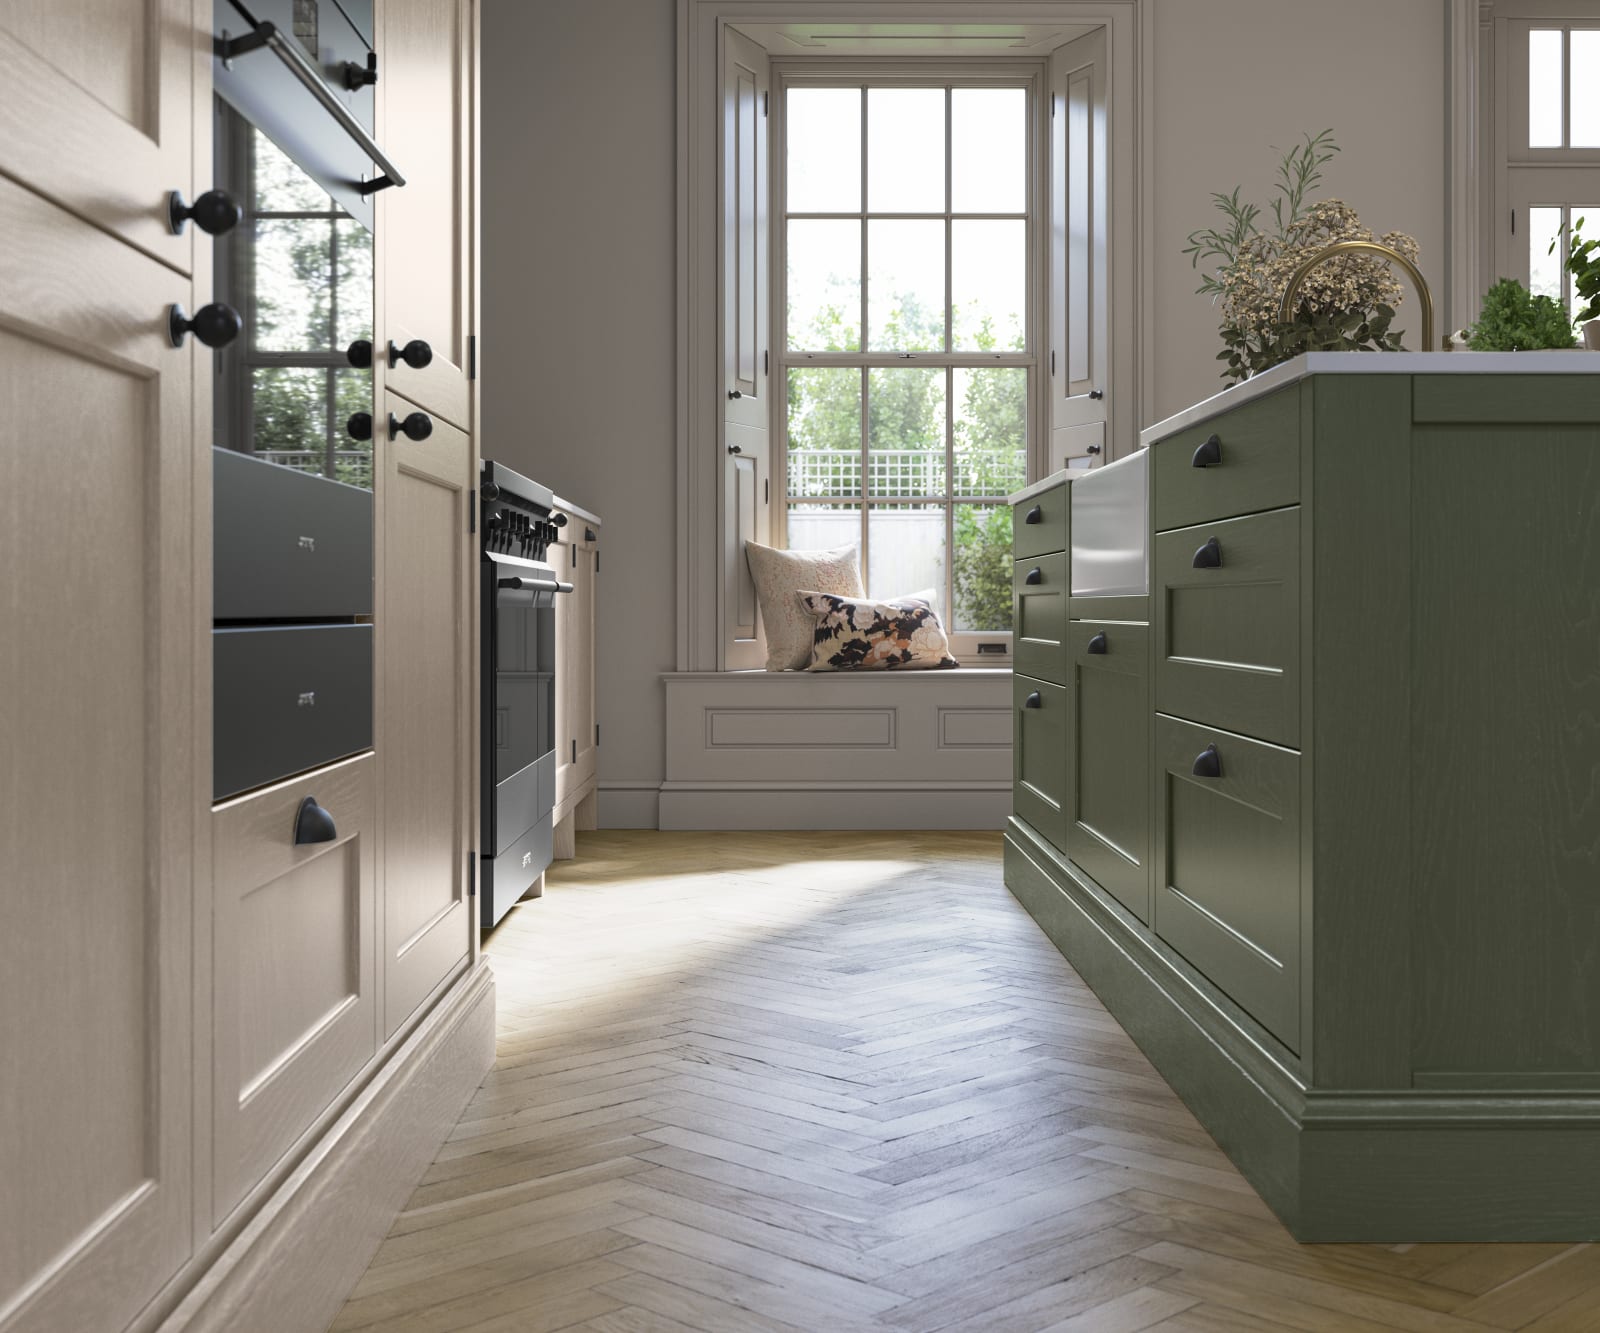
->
[1550,213,1600,349]
[1185,130,1422,384]
[1465,278,1579,351]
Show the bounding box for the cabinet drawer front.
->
[214,625,374,801]
[1153,386,1299,531]
[1013,674,1069,852]
[1014,553,1069,682]
[1154,715,1301,1052]
[212,753,377,1225]
[1014,481,1070,559]
[1155,507,1300,748]
[1067,621,1151,922]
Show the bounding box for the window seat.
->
[659,669,1012,830]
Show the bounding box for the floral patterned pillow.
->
[797,590,959,672]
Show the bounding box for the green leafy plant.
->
[1466,278,1579,351]
[1184,130,1420,383]
[1549,213,1600,327]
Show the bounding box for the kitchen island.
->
[1005,353,1600,1240]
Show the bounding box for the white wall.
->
[482,0,677,826]
[1147,0,1448,423]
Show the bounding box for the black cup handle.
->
[1024,505,1042,524]
[1193,536,1222,569]
[1087,632,1108,655]
[1024,566,1043,586]
[293,796,338,845]
[1192,744,1222,779]
[1023,691,1042,710]
[1192,433,1222,468]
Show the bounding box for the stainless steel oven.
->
[480,462,572,928]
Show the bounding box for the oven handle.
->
[497,577,574,594]
[218,15,407,195]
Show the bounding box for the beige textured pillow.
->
[797,589,959,672]
[745,540,863,671]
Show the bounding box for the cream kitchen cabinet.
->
[551,500,600,858]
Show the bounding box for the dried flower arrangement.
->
[1184,130,1421,384]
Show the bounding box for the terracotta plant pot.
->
[1584,320,1600,351]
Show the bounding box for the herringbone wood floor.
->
[331,831,1600,1332]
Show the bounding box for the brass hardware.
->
[1276,240,1438,352]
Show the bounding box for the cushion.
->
[797,589,959,672]
[745,540,863,671]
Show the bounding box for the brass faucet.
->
[1276,240,1437,351]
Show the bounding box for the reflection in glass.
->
[788,219,861,350]
[953,367,1026,498]
[868,219,944,351]
[952,504,1014,632]
[253,130,332,212]
[869,367,945,497]
[868,504,945,608]
[952,89,1026,213]
[788,88,861,211]
[1530,206,1564,301]
[1574,34,1600,146]
[787,503,862,556]
[787,367,861,498]
[1529,29,1564,147]
[868,88,945,212]
[254,218,335,352]
[952,219,1026,351]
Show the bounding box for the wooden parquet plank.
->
[329,830,1594,1333]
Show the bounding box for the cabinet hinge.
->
[764,477,769,505]
[469,488,476,534]
[571,739,577,763]
[764,348,769,375]
[1051,349,1056,376]
[595,548,600,573]
[1511,210,1516,235]
[468,333,477,380]
[467,849,477,893]
[595,723,600,747]
[763,90,769,116]
[571,542,576,567]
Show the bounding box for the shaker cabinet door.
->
[0,0,202,271]
[0,178,196,1333]
[381,0,473,429]
[381,395,474,1037]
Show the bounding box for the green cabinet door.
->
[1014,553,1069,683]
[1066,621,1151,922]
[1014,481,1070,560]
[1152,385,1300,532]
[1013,673,1069,853]
[1153,713,1302,1053]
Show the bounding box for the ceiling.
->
[729,22,1100,55]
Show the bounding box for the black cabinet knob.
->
[1086,444,1102,455]
[551,512,568,528]
[168,188,241,236]
[168,302,241,349]
[1087,632,1108,654]
[1089,388,1104,400]
[293,796,338,845]
[1192,433,1222,468]
[389,411,433,441]
[1192,536,1222,569]
[346,411,373,441]
[1024,566,1043,586]
[388,338,433,369]
[1024,505,1042,524]
[1192,744,1222,779]
[346,339,374,368]
[728,389,743,399]
[728,444,743,455]
[1023,691,1042,710]
[342,51,378,90]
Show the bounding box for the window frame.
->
[771,60,1048,661]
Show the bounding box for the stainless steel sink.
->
[1070,449,1149,597]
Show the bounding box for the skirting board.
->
[153,962,495,1332]
[599,781,663,829]
[1005,820,1600,1241]
[660,782,1012,830]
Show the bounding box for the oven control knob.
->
[346,412,373,441]
[388,338,433,370]
[388,411,433,442]
[168,188,241,236]
[168,302,242,349]
[346,339,374,369]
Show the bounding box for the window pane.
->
[1574,209,1600,322]
[1530,206,1564,302]
[1574,32,1600,146]
[334,219,374,344]
[869,367,946,497]
[787,367,860,497]
[333,367,373,490]
[787,502,861,554]
[252,366,329,466]
[787,88,861,211]
[952,219,1026,351]
[952,504,1014,633]
[788,220,861,350]
[253,129,333,212]
[868,219,944,350]
[868,88,945,212]
[1529,29,1564,147]
[254,217,334,351]
[952,89,1026,213]
[953,367,1027,497]
[868,504,945,609]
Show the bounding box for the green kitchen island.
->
[1005,352,1600,1241]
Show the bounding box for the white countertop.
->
[1139,351,1600,447]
